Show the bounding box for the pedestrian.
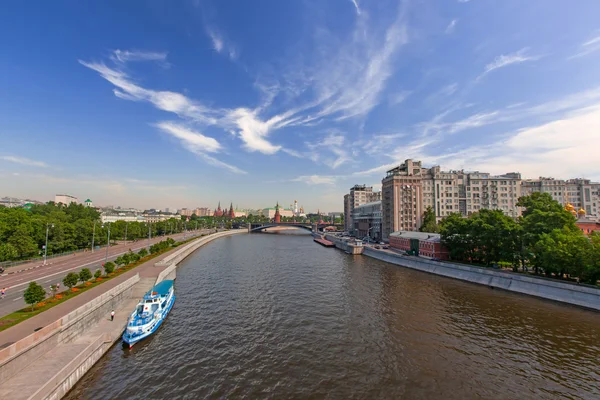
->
[111,310,115,321]
[56,283,60,291]
[1,288,5,299]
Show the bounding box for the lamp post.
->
[184,221,187,240]
[367,226,374,245]
[91,220,97,253]
[104,223,111,265]
[124,221,129,242]
[43,223,54,265]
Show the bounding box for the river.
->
[66,231,600,399]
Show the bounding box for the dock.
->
[314,237,335,247]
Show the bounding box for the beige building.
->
[261,206,294,219]
[522,177,600,219]
[382,160,424,238]
[55,194,78,205]
[343,185,381,234]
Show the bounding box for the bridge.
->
[248,222,343,233]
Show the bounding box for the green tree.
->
[420,206,438,233]
[138,248,148,258]
[79,268,92,283]
[0,243,18,262]
[24,281,46,311]
[440,213,476,262]
[532,228,591,280]
[94,269,102,280]
[104,261,115,274]
[8,224,38,258]
[63,272,79,290]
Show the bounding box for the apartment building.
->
[522,177,600,219]
[343,185,381,234]
[381,160,424,238]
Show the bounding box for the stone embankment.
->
[323,234,600,311]
[0,229,246,400]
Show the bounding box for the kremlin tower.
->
[274,202,281,223]
[214,202,223,217]
[228,202,235,219]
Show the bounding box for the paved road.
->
[0,230,212,317]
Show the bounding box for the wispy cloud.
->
[388,90,412,107]
[478,47,541,80]
[0,155,48,168]
[207,28,238,60]
[292,175,337,185]
[306,132,350,169]
[111,50,170,67]
[568,34,600,59]
[155,121,221,153]
[445,19,457,34]
[349,0,361,15]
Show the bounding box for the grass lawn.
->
[0,235,204,333]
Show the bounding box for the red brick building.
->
[576,217,600,235]
[388,231,449,260]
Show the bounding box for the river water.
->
[67,231,600,399]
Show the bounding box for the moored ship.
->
[122,279,175,348]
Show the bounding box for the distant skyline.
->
[2,1,600,211]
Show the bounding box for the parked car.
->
[375,245,381,249]
[383,245,389,249]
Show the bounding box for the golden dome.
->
[570,210,577,216]
[578,208,586,215]
[565,203,575,211]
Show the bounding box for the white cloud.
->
[349,0,361,15]
[155,121,221,153]
[568,34,600,59]
[226,108,282,154]
[445,19,457,34]
[0,155,48,168]
[478,47,541,80]
[111,50,169,67]
[305,132,350,169]
[292,175,337,185]
[363,132,406,155]
[79,61,218,124]
[207,29,237,60]
[388,90,411,107]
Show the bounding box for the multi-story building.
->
[352,201,382,242]
[381,159,424,238]
[522,177,600,219]
[55,194,78,205]
[101,212,146,223]
[143,212,174,223]
[261,206,294,219]
[343,185,381,235]
[193,207,211,217]
[179,208,194,217]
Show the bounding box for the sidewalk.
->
[0,243,177,347]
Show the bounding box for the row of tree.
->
[435,193,600,284]
[23,238,177,310]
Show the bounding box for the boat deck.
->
[314,238,335,247]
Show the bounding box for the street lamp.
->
[43,223,54,265]
[91,220,97,253]
[367,226,374,245]
[104,223,111,265]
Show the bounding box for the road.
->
[0,230,212,317]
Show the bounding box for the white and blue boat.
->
[122,279,175,348]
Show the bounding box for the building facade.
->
[261,206,294,219]
[381,160,424,238]
[522,177,600,219]
[55,194,78,205]
[352,201,382,242]
[101,212,146,223]
[343,185,381,235]
[388,231,449,260]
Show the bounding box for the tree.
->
[94,269,102,280]
[0,243,18,262]
[532,228,591,280]
[8,224,38,258]
[104,261,115,274]
[420,206,438,233]
[63,272,79,290]
[24,281,46,311]
[79,268,92,283]
[138,248,148,258]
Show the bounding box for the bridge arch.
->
[249,223,314,233]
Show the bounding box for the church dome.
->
[565,203,575,211]
[578,208,586,215]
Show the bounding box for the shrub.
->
[94,269,102,280]
[138,248,148,257]
[104,261,115,274]
[79,268,92,283]
[63,272,79,290]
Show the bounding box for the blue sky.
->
[2,0,600,212]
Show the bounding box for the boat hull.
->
[122,293,176,348]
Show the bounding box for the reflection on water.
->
[67,232,600,399]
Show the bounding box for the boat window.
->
[136,305,143,314]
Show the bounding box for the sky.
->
[1,0,600,212]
